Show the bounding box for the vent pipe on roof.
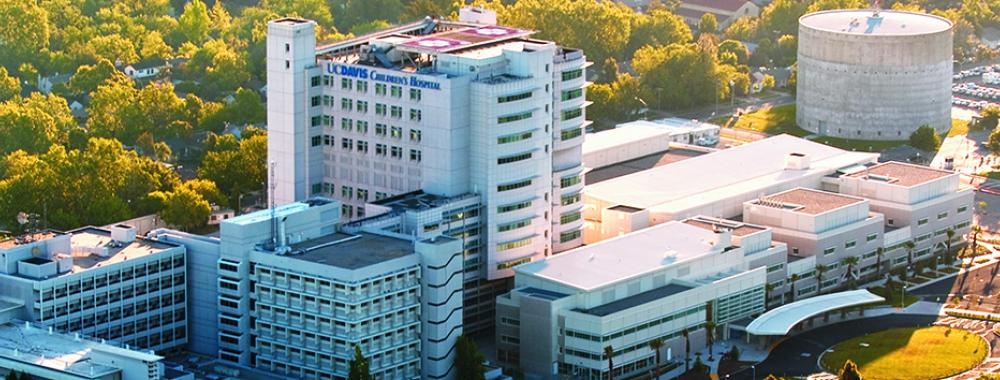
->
[713,228,732,251]
[785,152,810,170]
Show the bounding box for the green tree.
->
[723,16,758,41]
[348,345,373,380]
[682,328,691,370]
[633,43,721,109]
[757,0,807,38]
[179,0,210,43]
[988,128,1000,155]
[455,335,486,380]
[224,88,266,126]
[875,246,885,277]
[717,40,749,65]
[140,31,173,61]
[905,240,917,269]
[765,282,777,308]
[68,59,124,97]
[762,74,776,89]
[979,105,1000,130]
[0,67,20,102]
[151,184,211,231]
[807,0,868,13]
[0,93,77,155]
[0,0,50,69]
[88,34,140,66]
[198,134,267,209]
[841,256,860,289]
[587,73,644,124]
[262,0,335,29]
[909,125,942,151]
[604,345,615,380]
[340,0,403,31]
[402,0,456,21]
[838,359,864,380]
[698,13,718,34]
[704,320,717,360]
[944,229,955,267]
[5,371,17,380]
[787,273,801,303]
[627,9,692,56]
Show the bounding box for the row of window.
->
[311,76,422,101]
[311,135,422,161]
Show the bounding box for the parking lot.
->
[953,64,1000,111]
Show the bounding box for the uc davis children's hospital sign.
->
[327,63,441,90]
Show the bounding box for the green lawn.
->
[867,286,920,308]
[808,136,909,152]
[820,326,988,380]
[727,104,811,137]
[948,118,971,138]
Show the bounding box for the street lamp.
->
[901,285,907,308]
[751,364,756,380]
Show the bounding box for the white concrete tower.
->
[267,18,319,205]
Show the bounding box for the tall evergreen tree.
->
[838,359,864,380]
[348,345,373,380]
[455,335,486,380]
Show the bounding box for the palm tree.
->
[604,345,615,380]
[904,240,916,269]
[972,225,983,259]
[764,282,777,308]
[875,246,885,278]
[705,321,717,361]
[682,328,691,371]
[648,338,663,377]
[787,273,801,303]
[945,228,956,267]
[841,256,860,289]
[815,264,830,294]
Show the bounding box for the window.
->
[375,192,388,200]
[341,118,352,131]
[561,108,583,121]
[390,85,402,97]
[560,174,582,188]
[498,131,532,144]
[341,186,353,198]
[498,238,532,252]
[391,146,403,158]
[958,205,968,213]
[409,88,421,101]
[498,91,532,103]
[311,116,321,127]
[562,69,583,81]
[498,218,532,232]
[376,123,387,136]
[497,256,532,269]
[375,144,387,156]
[341,78,352,90]
[823,247,836,256]
[375,103,386,116]
[560,192,581,206]
[409,149,422,162]
[866,233,878,242]
[918,218,929,226]
[391,126,402,139]
[311,136,322,147]
[561,88,583,101]
[357,141,368,153]
[375,83,386,95]
[390,106,403,118]
[498,200,532,213]
[410,129,422,142]
[341,98,353,110]
[498,111,533,124]
[356,100,368,113]
[916,233,931,242]
[560,230,582,243]
[498,179,532,192]
[410,108,421,121]
[766,263,784,273]
[311,96,321,107]
[560,127,582,141]
[357,189,368,201]
[845,240,856,249]
[341,138,353,150]
[356,120,368,134]
[938,211,948,220]
[356,80,368,93]
[311,76,321,87]
[498,152,532,165]
[560,211,581,224]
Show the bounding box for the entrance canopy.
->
[746,289,884,336]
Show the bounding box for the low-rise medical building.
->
[496,217,782,379]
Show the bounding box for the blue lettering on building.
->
[326,62,439,90]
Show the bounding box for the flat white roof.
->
[745,289,884,335]
[0,322,161,378]
[515,221,721,291]
[800,10,952,36]
[584,118,718,154]
[585,134,878,211]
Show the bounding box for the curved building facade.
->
[796,10,953,140]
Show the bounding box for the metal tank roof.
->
[800,9,952,36]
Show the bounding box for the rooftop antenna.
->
[268,161,277,250]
